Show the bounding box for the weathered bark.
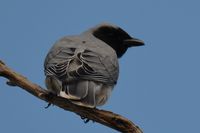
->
[0,60,143,133]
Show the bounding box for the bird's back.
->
[44,34,119,107]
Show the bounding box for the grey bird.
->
[44,23,144,108]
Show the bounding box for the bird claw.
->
[45,103,52,109]
[80,116,95,123]
[81,116,90,123]
[44,92,55,109]
[6,80,17,86]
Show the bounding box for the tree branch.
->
[0,60,143,133]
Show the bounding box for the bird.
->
[44,23,144,108]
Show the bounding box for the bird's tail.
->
[60,80,113,108]
[45,77,113,108]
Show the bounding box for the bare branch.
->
[0,60,143,133]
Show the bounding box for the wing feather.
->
[44,44,118,85]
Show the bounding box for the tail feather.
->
[64,81,113,108]
[46,76,113,108]
[66,80,88,100]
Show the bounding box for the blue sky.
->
[0,0,200,133]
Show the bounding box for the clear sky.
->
[0,0,199,133]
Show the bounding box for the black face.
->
[93,25,144,58]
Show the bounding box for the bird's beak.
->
[123,38,145,47]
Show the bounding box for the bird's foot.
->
[44,91,55,109]
[80,116,95,123]
[6,80,17,86]
[81,116,90,123]
[45,103,52,109]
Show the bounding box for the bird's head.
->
[92,23,144,58]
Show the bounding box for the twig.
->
[0,60,143,133]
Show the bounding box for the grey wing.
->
[80,49,119,85]
[44,46,118,85]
